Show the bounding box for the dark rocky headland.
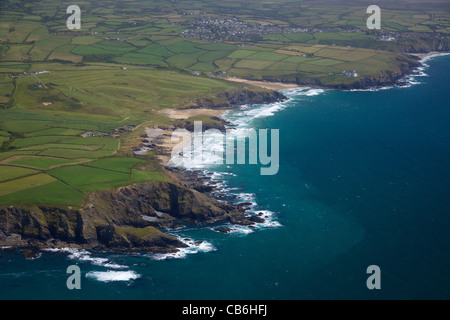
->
[0,88,288,256]
[0,52,443,256]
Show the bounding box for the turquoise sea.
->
[1,54,449,300]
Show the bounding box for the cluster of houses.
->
[340,70,359,77]
[180,17,308,42]
[101,36,129,42]
[9,70,50,78]
[81,125,136,139]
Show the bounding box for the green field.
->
[0,173,56,196]
[0,0,448,207]
[48,45,82,63]
[0,0,446,89]
[84,157,143,173]
[0,166,39,182]
[115,53,167,65]
[0,180,84,205]
[49,165,131,188]
[6,156,79,170]
[138,44,173,57]
[10,136,76,148]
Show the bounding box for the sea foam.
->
[347,53,450,91]
[86,270,141,282]
[148,236,216,261]
[44,248,127,270]
[44,248,142,283]
[167,86,329,240]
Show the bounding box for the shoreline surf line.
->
[408,51,448,58]
[159,107,228,120]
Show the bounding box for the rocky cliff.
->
[0,180,256,254]
[255,54,423,90]
[190,89,287,109]
[327,55,422,90]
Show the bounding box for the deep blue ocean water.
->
[1,54,449,300]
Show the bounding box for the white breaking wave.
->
[231,101,288,125]
[211,209,282,236]
[45,248,142,282]
[169,86,327,170]
[167,86,328,240]
[86,270,141,282]
[420,52,450,64]
[282,87,325,98]
[256,210,283,229]
[210,225,255,235]
[227,88,324,126]
[44,248,141,282]
[44,248,127,270]
[347,53,450,91]
[148,236,216,261]
[234,192,256,203]
[348,86,394,92]
[406,53,450,84]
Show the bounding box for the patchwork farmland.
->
[0,0,449,207]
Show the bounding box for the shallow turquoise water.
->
[1,55,449,300]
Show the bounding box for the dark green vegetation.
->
[0,177,252,252]
[0,1,448,250]
[1,0,449,97]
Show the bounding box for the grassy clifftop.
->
[1,0,449,108]
[0,62,280,207]
[0,0,449,252]
[0,179,257,252]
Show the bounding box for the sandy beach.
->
[159,108,226,120]
[147,128,191,166]
[224,77,299,91]
[153,78,298,165]
[408,51,442,57]
[155,104,239,165]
